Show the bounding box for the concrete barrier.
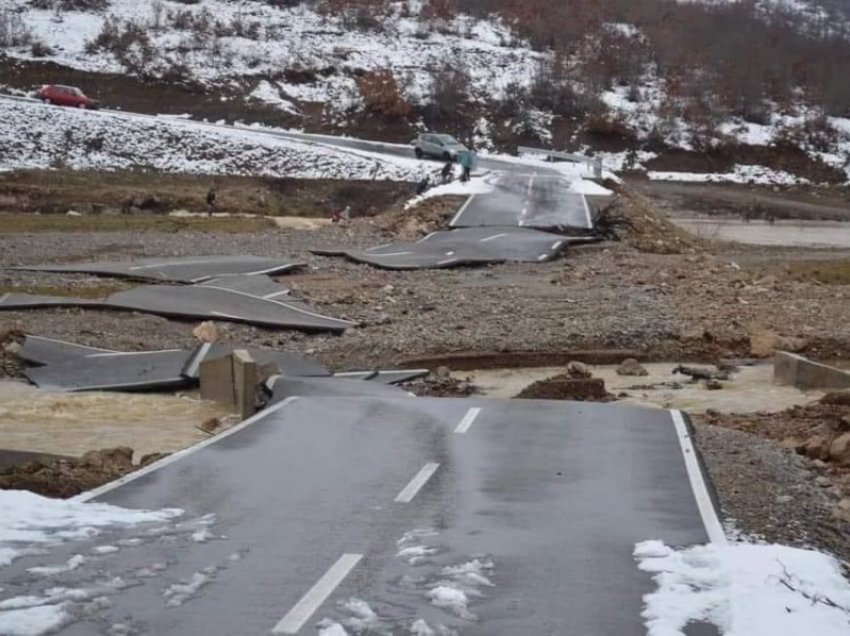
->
[774,351,850,390]
[200,349,266,418]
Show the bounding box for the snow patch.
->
[636,540,850,635]
[426,585,473,619]
[404,175,495,209]
[163,566,218,607]
[27,554,85,576]
[0,603,70,636]
[648,165,808,185]
[0,489,182,570]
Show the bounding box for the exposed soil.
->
[0,446,165,498]
[0,169,413,219]
[513,375,612,401]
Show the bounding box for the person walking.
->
[205,187,217,216]
[458,150,473,182]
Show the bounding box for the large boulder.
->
[749,329,807,358]
[616,358,648,376]
[828,433,850,465]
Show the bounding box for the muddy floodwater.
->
[464,363,822,413]
[671,217,850,248]
[0,381,232,459]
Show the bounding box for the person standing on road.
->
[205,187,217,216]
[458,150,473,182]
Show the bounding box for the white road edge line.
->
[454,407,481,434]
[73,397,300,502]
[271,553,363,635]
[582,194,593,229]
[437,258,458,266]
[129,258,216,271]
[670,410,727,545]
[395,462,440,503]
[86,349,184,358]
[26,334,115,353]
[449,194,476,227]
[263,290,291,299]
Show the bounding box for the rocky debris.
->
[695,424,850,565]
[193,321,219,343]
[403,371,477,398]
[600,183,703,254]
[820,391,850,407]
[699,399,850,485]
[565,360,592,379]
[672,364,732,382]
[198,417,224,435]
[514,375,612,402]
[749,328,808,358]
[0,446,161,498]
[616,358,648,376]
[704,379,723,390]
[372,195,466,241]
[829,433,850,465]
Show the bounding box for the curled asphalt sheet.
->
[0,281,353,332]
[24,397,719,635]
[24,348,192,392]
[18,335,422,393]
[314,226,580,270]
[450,174,592,230]
[11,255,303,283]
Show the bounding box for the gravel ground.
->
[3,212,850,372]
[696,424,850,564]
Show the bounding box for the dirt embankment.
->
[0,447,166,498]
[0,169,413,219]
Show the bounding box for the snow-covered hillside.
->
[0,97,425,180]
[0,0,848,184]
[0,0,539,111]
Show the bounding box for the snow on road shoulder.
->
[0,488,183,570]
[0,98,423,182]
[648,165,808,186]
[404,174,495,209]
[635,539,850,635]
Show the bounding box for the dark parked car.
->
[411,133,468,161]
[36,84,99,109]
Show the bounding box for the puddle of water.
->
[671,218,850,248]
[0,381,232,459]
[463,363,822,414]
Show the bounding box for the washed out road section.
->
[0,396,719,634]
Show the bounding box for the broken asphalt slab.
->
[0,281,354,332]
[24,348,193,392]
[10,255,303,283]
[16,335,427,393]
[313,227,590,270]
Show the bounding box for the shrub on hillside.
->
[356,69,412,117]
[30,39,54,56]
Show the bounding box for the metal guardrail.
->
[517,146,603,179]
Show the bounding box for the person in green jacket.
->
[458,150,473,182]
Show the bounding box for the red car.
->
[36,84,99,109]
